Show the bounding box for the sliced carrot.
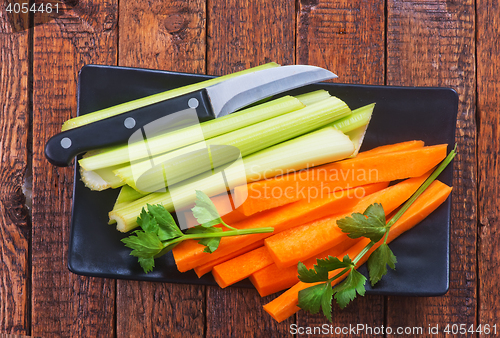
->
[212,247,275,288]
[263,180,452,323]
[172,182,389,272]
[355,140,424,158]
[265,172,431,269]
[194,240,264,278]
[250,237,359,297]
[234,143,446,216]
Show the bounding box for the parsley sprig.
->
[122,190,274,273]
[297,145,456,320]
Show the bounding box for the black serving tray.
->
[68,65,457,295]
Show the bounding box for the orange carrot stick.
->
[212,247,275,288]
[264,172,431,269]
[250,237,360,297]
[194,240,264,278]
[234,144,446,217]
[263,180,452,323]
[355,140,424,158]
[173,182,389,272]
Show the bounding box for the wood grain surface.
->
[295,1,386,336]
[386,1,477,335]
[0,6,30,336]
[1,0,496,336]
[31,1,118,337]
[116,1,206,337]
[296,0,385,85]
[206,1,296,336]
[477,0,500,333]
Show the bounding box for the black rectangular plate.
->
[68,65,457,295]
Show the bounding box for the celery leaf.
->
[337,203,387,242]
[121,231,164,258]
[333,269,366,309]
[146,204,183,240]
[192,190,223,227]
[367,243,397,286]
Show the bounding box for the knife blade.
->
[44,65,337,166]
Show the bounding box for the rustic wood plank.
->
[207,0,295,75]
[296,0,385,85]
[477,0,500,333]
[115,1,206,337]
[31,1,118,336]
[118,0,206,72]
[294,0,386,335]
[205,1,296,336]
[386,1,477,335]
[0,6,30,336]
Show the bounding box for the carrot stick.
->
[355,140,424,158]
[234,144,446,217]
[212,247,275,288]
[263,180,452,323]
[250,237,359,297]
[194,240,264,278]
[172,182,389,272]
[264,172,431,269]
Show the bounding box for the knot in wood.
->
[164,14,186,34]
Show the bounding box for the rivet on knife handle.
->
[44,90,215,167]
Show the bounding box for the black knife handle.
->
[44,90,215,167]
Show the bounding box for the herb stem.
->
[221,220,238,231]
[353,242,375,265]
[163,227,274,247]
[326,267,351,284]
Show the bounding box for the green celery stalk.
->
[115,96,351,193]
[79,95,304,171]
[79,164,126,191]
[343,104,374,157]
[109,126,355,232]
[62,62,280,131]
[111,185,148,214]
[330,103,375,133]
[294,90,331,106]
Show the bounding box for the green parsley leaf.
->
[316,255,354,272]
[297,261,329,283]
[337,203,387,242]
[136,208,159,234]
[367,243,397,286]
[200,237,221,253]
[121,231,164,258]
[146,204,183,240]
[138,257,155,273]
[298,283,328,315]
[192,190,223,227]
[186,225,224,253]
[321,283,334,321]
[333,269,366,309]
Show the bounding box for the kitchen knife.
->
[44,65,337,166]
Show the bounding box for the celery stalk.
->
[79,95,304,171]
[62,62,280,131]
[109,126,355,232]
[115,96,351,193]
[330,103,375,133]
[111,185,148,213]
[79,164,126,191]
[295,90,331,106]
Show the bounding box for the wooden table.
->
[0,0,496,337]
